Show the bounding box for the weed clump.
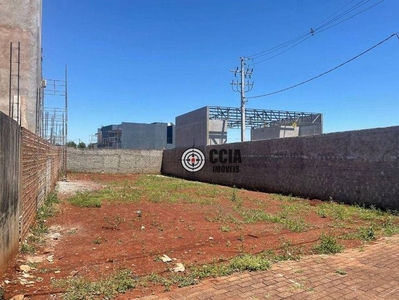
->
[21,192,59,253]
[313,233,344,254]
[53,269,135,300]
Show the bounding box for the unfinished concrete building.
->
[175,106,322,148]
[175,107,227,148]
[0,0,43,132]
[97,122,175,150]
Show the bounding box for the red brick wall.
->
[21,128,64,239]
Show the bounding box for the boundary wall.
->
[162,126,399,210]
[0,112,21,277]
[21,128,64,238]
[67,148,163,174]
[0,112,64,276]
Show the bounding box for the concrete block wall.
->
[0,112,21,276]
[162,126,399,210]
[175,106,208,148]
[67,148,163,174]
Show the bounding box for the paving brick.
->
[212,288,229,295]
[237,280,253,288]
[148,236,399,300]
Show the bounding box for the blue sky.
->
[42,0,399,144]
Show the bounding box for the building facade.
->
[175,106,322,147]
[97,122,175,150]
[0,0,43,132]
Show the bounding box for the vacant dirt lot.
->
[2,173,387,299]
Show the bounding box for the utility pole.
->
[231,57,253,142]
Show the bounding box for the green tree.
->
[78,142,86,149]
[67,141,77,148]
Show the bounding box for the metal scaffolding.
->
[208,106,322,129]
[41,66,68,175]
[8,41,21,125]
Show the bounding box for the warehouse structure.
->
[175,106,322,148]
[98,106,322,149]
[97,122,175,149]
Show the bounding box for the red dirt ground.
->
[1,173,362,299]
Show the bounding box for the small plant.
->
[229,254,271,272]
[231,187,237,202]
[382,216,399,236]
[358,225,375,241]
[336,269,347,275]
[317,207,328,218]
[170,274,198,288]
[52,269,135,299]
[93,236,102,244]
[274,239,303,261]
[190,263,233,279]
[104,215,125,229]
[220,225,231,232]
[282,217,308,232]
[313,233,344,254]
[20,242,35,254]
[20,193,60,254]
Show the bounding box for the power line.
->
[249,0,380,59]
[314,0,384,35]
[247,33,399,99]
[248,0,384,65]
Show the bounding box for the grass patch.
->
[220,225,231,232]
[186,254,270,282]
[235,207,309,232]
[68,191,103,207]
[21,192,59,253]
[229,254,271,272]
[53,269,135,300]
[272,240,303,261]
[20,242,36,254]
[133,175,233,205]
[190,263,233,280]
[313,233,344,254]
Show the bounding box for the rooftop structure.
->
[175,106,323,147]
[208,106,322,129]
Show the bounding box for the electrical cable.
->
[247,0,384,64]
[314,0,384,35]
[312,0,369,32]
[249,0,375,59]
[250,35,313,65]
[247,33,398,99]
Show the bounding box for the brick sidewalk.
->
[137,236,399,299]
